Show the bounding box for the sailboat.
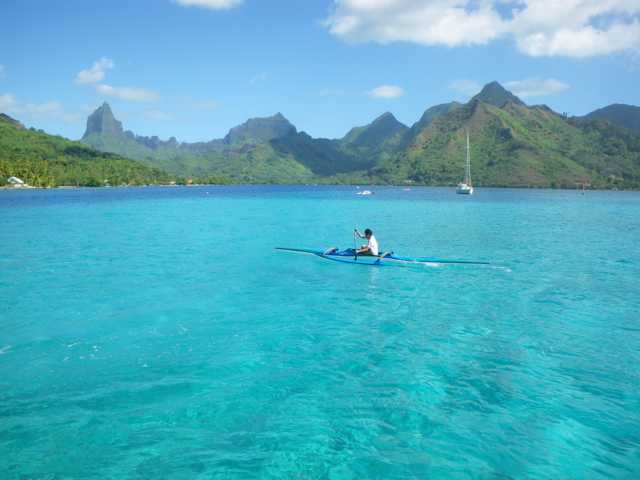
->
[456,130,474,195]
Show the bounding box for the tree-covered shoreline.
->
[0,116,230,188]
[3,81,640,190]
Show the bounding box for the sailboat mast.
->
[466,130,471,185]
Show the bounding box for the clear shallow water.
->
[1,185,639,479]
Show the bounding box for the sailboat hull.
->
[456,183,474,195]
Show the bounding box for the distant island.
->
[2,82,640,189]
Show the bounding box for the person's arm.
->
[354,229,365,239]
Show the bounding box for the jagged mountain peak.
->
[0,113,24,129]
[584,103,640,133]
[72,92,640,189]
[471,81,524,108]
[370,111,405,128]
[341,112,408,149]
[83,102,123,138]
[374,111,396,121]
[224,113,297,144]
[412,102,462,129]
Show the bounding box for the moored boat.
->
[457,130,474,195]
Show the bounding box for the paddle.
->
[353,228,359,261]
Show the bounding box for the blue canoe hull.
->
[275,247,490,267]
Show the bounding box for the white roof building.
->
[7,176,26,186]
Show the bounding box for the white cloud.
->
[75,57,114,85]
[175,0,243,10]
[22,100,64,115]
[0,93,15,110]
[249,72,268,84]
[324,0,640,58]
[143,110,174,121]
[0,93,80,123]
[367,84,404,99]
[95,84,159,102]
[507,0,640,57]
[319,88,344,96]
[623,50,640,72]
[0,95,62,116]
[515,22,640,58]
[325,0,507,47]
[75,58,159,103]
[192,100,219,110]
[449,79,481,96]
[504,77,569,97]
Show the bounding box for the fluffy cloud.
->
[75,57,114,85]
[449,79,481,96]
[0,94,62,115]
[95,84,159,102]
[324,0,640,58]
[250,72,268,84]
[510,1,640,57]
[192,100,219,110]
[326,0,505,46]
[75,58,159,102]
[0,93,80,123]
[0,93,15,110]
[368,84,405,99]
[175,0,243,10]
[319,88,344,96]
[504,77,569,97]
[143,110,174,121]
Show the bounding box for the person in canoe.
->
[354,228,379,256]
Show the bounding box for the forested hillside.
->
[4,82,640,189]
[0,114,173,187]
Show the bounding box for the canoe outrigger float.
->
[275,247,490,267]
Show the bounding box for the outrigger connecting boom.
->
[275,247,490,267]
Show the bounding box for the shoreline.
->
[1,183,636,192]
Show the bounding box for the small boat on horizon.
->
[457,130,474,195]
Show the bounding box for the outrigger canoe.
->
[275,247,490,267]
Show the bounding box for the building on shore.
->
[7,176,27,188]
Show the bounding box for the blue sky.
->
[1,0,639,142]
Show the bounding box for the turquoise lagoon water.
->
[1,186,639,479]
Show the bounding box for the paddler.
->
[354,228,379,256]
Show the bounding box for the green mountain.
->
[471,81,525,108]
[78,83,640,189]
[0,113,173,187]
[224,113,296,144]
[583,104,640,133]
[0,113,23,128]
[84,101,124,137]
[376,97,640,188]
[269,133,355,175]
[409,102,461,131]
[245,112,410,177]
[327,112,406,170]
[81,104,316,183]
[403,102,462,148]
[342,112,407,148]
